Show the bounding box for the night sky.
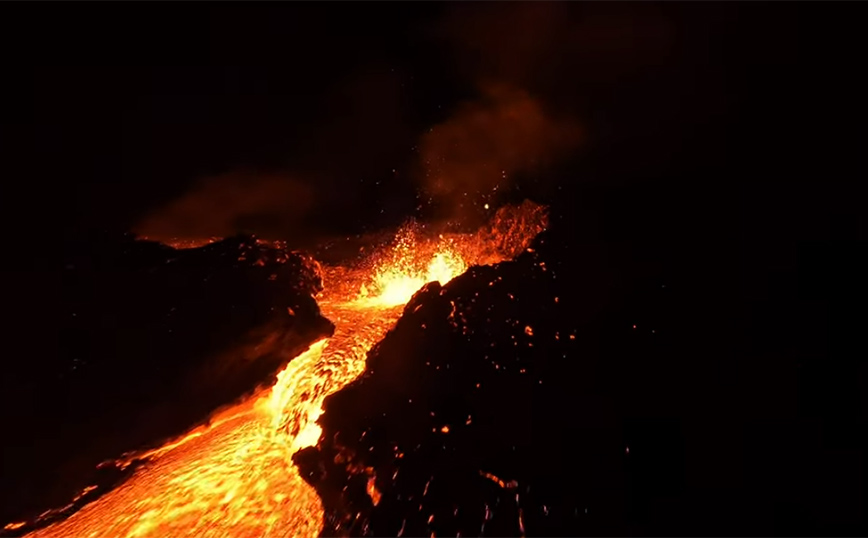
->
[5,3,861,246]
[3,2,868,535]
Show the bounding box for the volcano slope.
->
[294,237,637,537]
[1,233,332,535]
[297,215,868,536]
[293,230,738,537]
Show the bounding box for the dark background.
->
[2,2,867,535]
[4,4,866,242]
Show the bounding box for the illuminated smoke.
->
[417,83,581,217]
[135,172,313,240]
[415,2,677,220]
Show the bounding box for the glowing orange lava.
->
[358,226,469,308]
[23,203,546,538]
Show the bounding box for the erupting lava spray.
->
[23,202,546,538]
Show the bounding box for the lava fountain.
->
[21,201,547,538]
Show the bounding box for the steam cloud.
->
[417,83,582,215]
[137,4,671,239]
[135,172,313,240]
[415,2,677,216]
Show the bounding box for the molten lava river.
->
[24,207,544,538]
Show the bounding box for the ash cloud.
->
[135,172,314,240]
[134,66,413,242]
[134,4,681,239]
[416,3,679,218]
[417,84,581,218]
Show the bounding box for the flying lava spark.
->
[17,202,546,538]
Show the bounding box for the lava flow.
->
[23,202,546,538]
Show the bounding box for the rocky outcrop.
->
[295,242,630,537]
[1,234,333,532]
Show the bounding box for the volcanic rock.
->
[298,223,868,537]
[1,233,333,531]
[295,240,633,537]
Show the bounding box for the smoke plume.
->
[417,83,582,217]
[135,172,313,240]
[416,3,679,219]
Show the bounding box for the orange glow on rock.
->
[24,201,547,538]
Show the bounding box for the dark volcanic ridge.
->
[293,229,848,537]
[294,242,623,537]
[2,234,333,535]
